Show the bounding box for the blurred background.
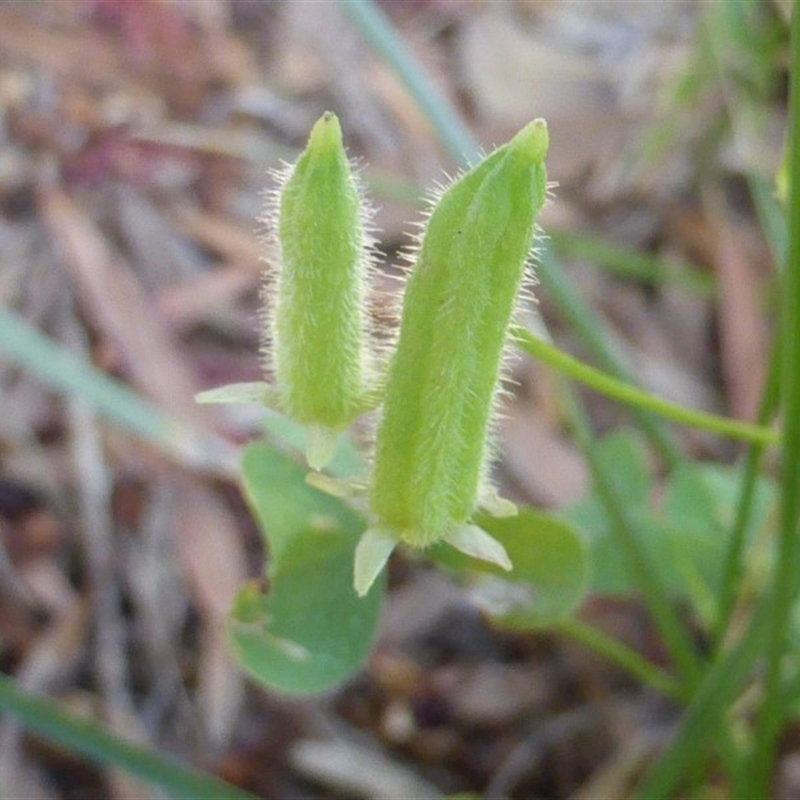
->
[0,1,791,797]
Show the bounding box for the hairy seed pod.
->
[266,111,375,468]
[355,119,550,595]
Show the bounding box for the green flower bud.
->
[268,112,376,469]
[355,119,550,596]
[197,112,378,471]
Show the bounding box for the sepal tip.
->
[305,424,339,471]
[444,524,512,571]
[354,527,396,597]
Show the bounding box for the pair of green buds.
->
[198,112,550,597]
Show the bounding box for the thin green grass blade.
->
[634,602,769,799]
[0,307,235,475]
[749,172,788,264]
[0,673,256,800]
[563,390,701,692]
[547,228,715,296]
[713,341,781,650]
[338,0,479,162]
[556,618,682,701]
[742,4,800,793]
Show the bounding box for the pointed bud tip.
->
[511,117,549,164]
[308,111,343,151]
[305,424,339,471]
[354,528,396,597]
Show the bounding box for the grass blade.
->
[547,228,715,296]
[0,307,236,476]
[339,0,479,162]
[0,673,256,800]
[742,4,800,793]
[634,603,768,798]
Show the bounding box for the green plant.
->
[358,119,549,593]
[194,90,777,717]
[0,1,796,797]
[196,2,798,797]
[200,114,594,689]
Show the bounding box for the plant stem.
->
[0,673,257,800]
[556,618,682,701]
[741,5,800,793]
[536,248,683,469]
[513,326,777,446]
[563,391,701,690]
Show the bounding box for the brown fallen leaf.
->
[172,208,263,271]
[154,263,258,333]
[39,187,204,423]
[499,401,589,507]
[712,213,771,423]
[173,477,247,746]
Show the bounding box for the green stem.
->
[713,342,781,652]
[338,0,480,162]
[563,391,701,690]
[556,618,682,701]
[0,673,256,800]
[742,5,800,794]
[536,248,683,469]
[512,326,777,446]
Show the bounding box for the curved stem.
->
[556,618,683,701]
[512,326,777,446]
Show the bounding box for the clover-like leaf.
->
[229,443,383,694]
[431,507,588,629]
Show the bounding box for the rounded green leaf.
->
[230,443,384,694]
[431,507,588,629]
